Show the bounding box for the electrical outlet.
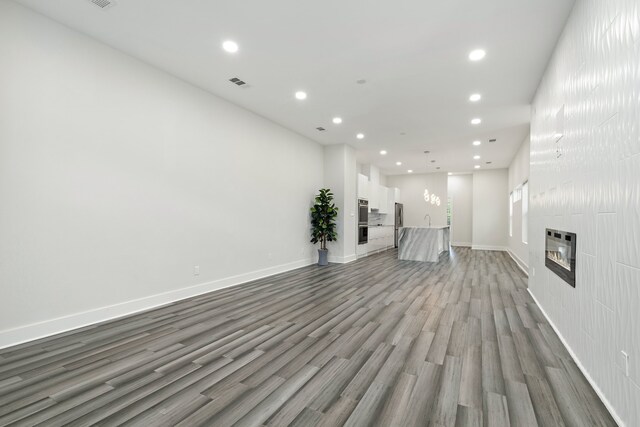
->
[194,265,200,276]
[621,351,629,377]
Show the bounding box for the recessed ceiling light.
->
[332,117,342,124]
[469,93,482,102]
[380,150,387,155]
[396,161,402,166]
[469,49,486,61]
[448,172,453,176]
[473,155,481,160]
[474,165,481,169]
[407,169,413,173]
[222,40,239,53]
[295,91,307,100]
[472,140,482,146]
[356,133,365,139]
[471,118,482,125]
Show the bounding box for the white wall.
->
[386,173,447,227]
[472,169,508,250]
[447,174,473,246]
[508,138,530,270]
[323,144,357,263]
[529,0,639,424]
[0,1,324,347]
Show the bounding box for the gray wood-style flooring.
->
[0,248,617,426]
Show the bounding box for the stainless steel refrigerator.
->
[394,203,403,248]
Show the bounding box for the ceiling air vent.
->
[229,77,247,87]
[88,0,116,9]
[316,127,326,132]
[489,138,497,143]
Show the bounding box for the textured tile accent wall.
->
[530,0,640,424]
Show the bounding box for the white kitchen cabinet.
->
[369,183,379,210]
[387,187,396,219]
[368,227,378,252]
[356,241,367,257]
[393,187,402,204]
[366,226,394,254]
[386,231,394,248]
[385,227,394,248]
[357,173,369,199]
[378,186,389,214]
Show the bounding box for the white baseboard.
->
[451,242,472,247]
[0,257,315,350]
[471,245,508,251]
[507,249,529,276]
[527,289,624,427]
[328,254,357,264]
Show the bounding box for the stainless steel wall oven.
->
[358,225,368,245]
[358,199,368,244]
[358,199,368,225]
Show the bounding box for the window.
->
[522,181,528,244]
[509,192,513,237]
[513,185,522,203]
[447,197,452,226]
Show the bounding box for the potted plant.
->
[310,188,338,266]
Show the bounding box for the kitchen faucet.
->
[424,213,431,227]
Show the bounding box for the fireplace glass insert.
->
[545,229,576,287]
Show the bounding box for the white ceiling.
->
[15,0,575,175]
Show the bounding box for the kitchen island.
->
[398,226,450,262]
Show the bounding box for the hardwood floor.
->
[0,248,616,426]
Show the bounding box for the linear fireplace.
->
[545,228,576,287]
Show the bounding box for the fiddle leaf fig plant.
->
[310,188,338,250]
